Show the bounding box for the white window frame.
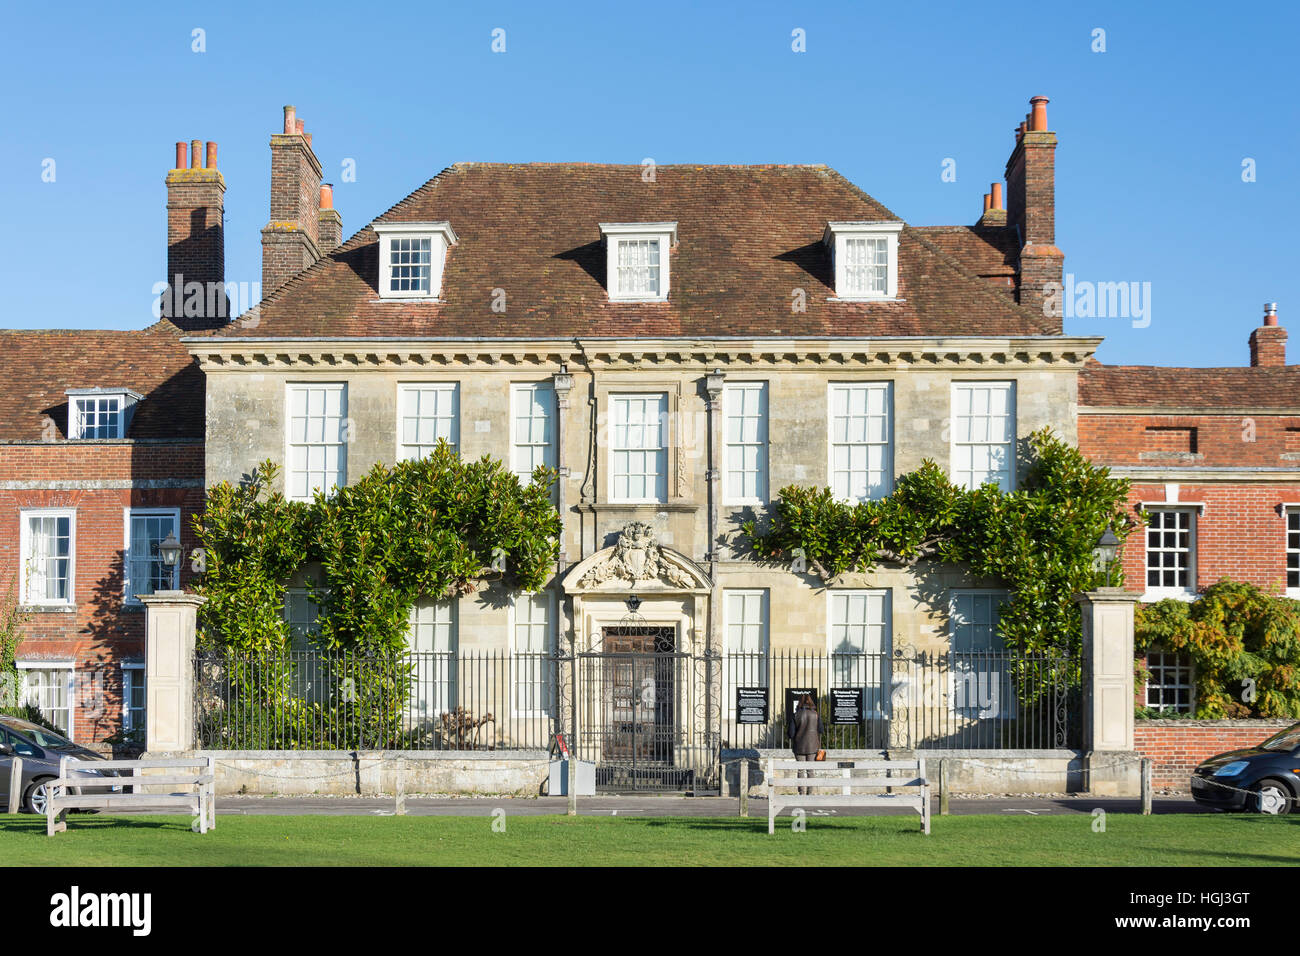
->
[600,222,677,302]
[1142,507,1197,600]
[828,382,894,502]
[609,392,669,503]
[948,589,1015,719]
[16,661,76,740]
[285,383,348,502]
[509,590,555,718]
[723,589,769,718]
[372,221,458,300]
[407,599,459,719]
[397,383,460,462]
[722,383,769,505]
[1286,507,1300,599]
[66,391,131,440]
[123,507,181,605]
[19,508,76,607]
[824,221,902,300]
[950,381,1016,492]
[1144,649,1194,714]
[826,589,891,718]
[510,383,557,491]
[121,662,145,734]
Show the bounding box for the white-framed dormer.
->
[372,221,458,300]
[824,221,903,301]
[599,222,677,302]
[65,388,142,440]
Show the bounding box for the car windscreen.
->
[1260,724,1300,752]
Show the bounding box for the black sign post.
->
[830,687,864,725]
[786,687,818,720]
[735,687,769,725]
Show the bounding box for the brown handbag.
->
[815,750,826,761]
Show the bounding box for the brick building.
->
[1,95,1292,754]
[1078,307,1300,713]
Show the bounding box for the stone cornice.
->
[184,335,1102,372]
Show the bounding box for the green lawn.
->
[2,813,1298,866]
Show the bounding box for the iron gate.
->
[576,624,715,791]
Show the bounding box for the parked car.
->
[0,716,121,814]
[1191,722,1300,814]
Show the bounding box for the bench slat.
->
[767,761,920,770]
[79,759,214,770]
[768,776,924,788]
[770,795,925,807]
[54,795,199,809]
[52,775,213,788]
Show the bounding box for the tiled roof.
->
[1080,360,1300,408]
[912,225,1018,280]
[201,163,1055,340]
[0,322,204,440]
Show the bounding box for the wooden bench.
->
[765,757,930,835]
[47,756,215,836]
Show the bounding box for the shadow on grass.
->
[639,817,921,834]
[1140,846,1300,865]
[0,816,196,835]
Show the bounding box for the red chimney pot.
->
[991,182,1003,209]
[206,141,217,170]
[320,183,334,211]
[175,141,187,169]
[283,105,296,135]
[1030,96,1049,131]
[190,139,202,169]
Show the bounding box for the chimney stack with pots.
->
[1005,95,1063,318]
[164,138,229,330]
[1249,303,1287,367]
[261,105,328,296]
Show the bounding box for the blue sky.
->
[1,0,1296,367]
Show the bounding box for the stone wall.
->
[191,750,552,796]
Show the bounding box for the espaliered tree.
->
[1136,580,1300,718]
[190,443,560,749]
[741,429,1138,657]
[193,441,561,653]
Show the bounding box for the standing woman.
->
[788,694,824,795]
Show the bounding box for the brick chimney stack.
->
[1249,303,1287,367]
[165,139,229,330]
[1005,95,1064,319]
[261,105,325,296]
[317,183,342,253]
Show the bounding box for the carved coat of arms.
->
[578,521,695,589]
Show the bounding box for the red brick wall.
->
[1080,413,1300,467]
[1135,719,1294,788]
[0,441,204,747]
[1114,484,1300,594]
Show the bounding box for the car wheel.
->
[24,778,62,816]
[1251,778,1293,816]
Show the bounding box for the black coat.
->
[788,707,824,755]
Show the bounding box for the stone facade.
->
[196,342,1092,657]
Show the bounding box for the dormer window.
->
[65,388,141,440]
[824,221,903,300]
[600,222,677,302]
[373,221,458,300]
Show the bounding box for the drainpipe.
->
[551,361,576,813]
[704,367,725,788]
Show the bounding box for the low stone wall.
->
[1134,720,1294,789]
[171,750,553,796]
[722,749,1129,795]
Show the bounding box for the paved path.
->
[209,794,1205,817]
